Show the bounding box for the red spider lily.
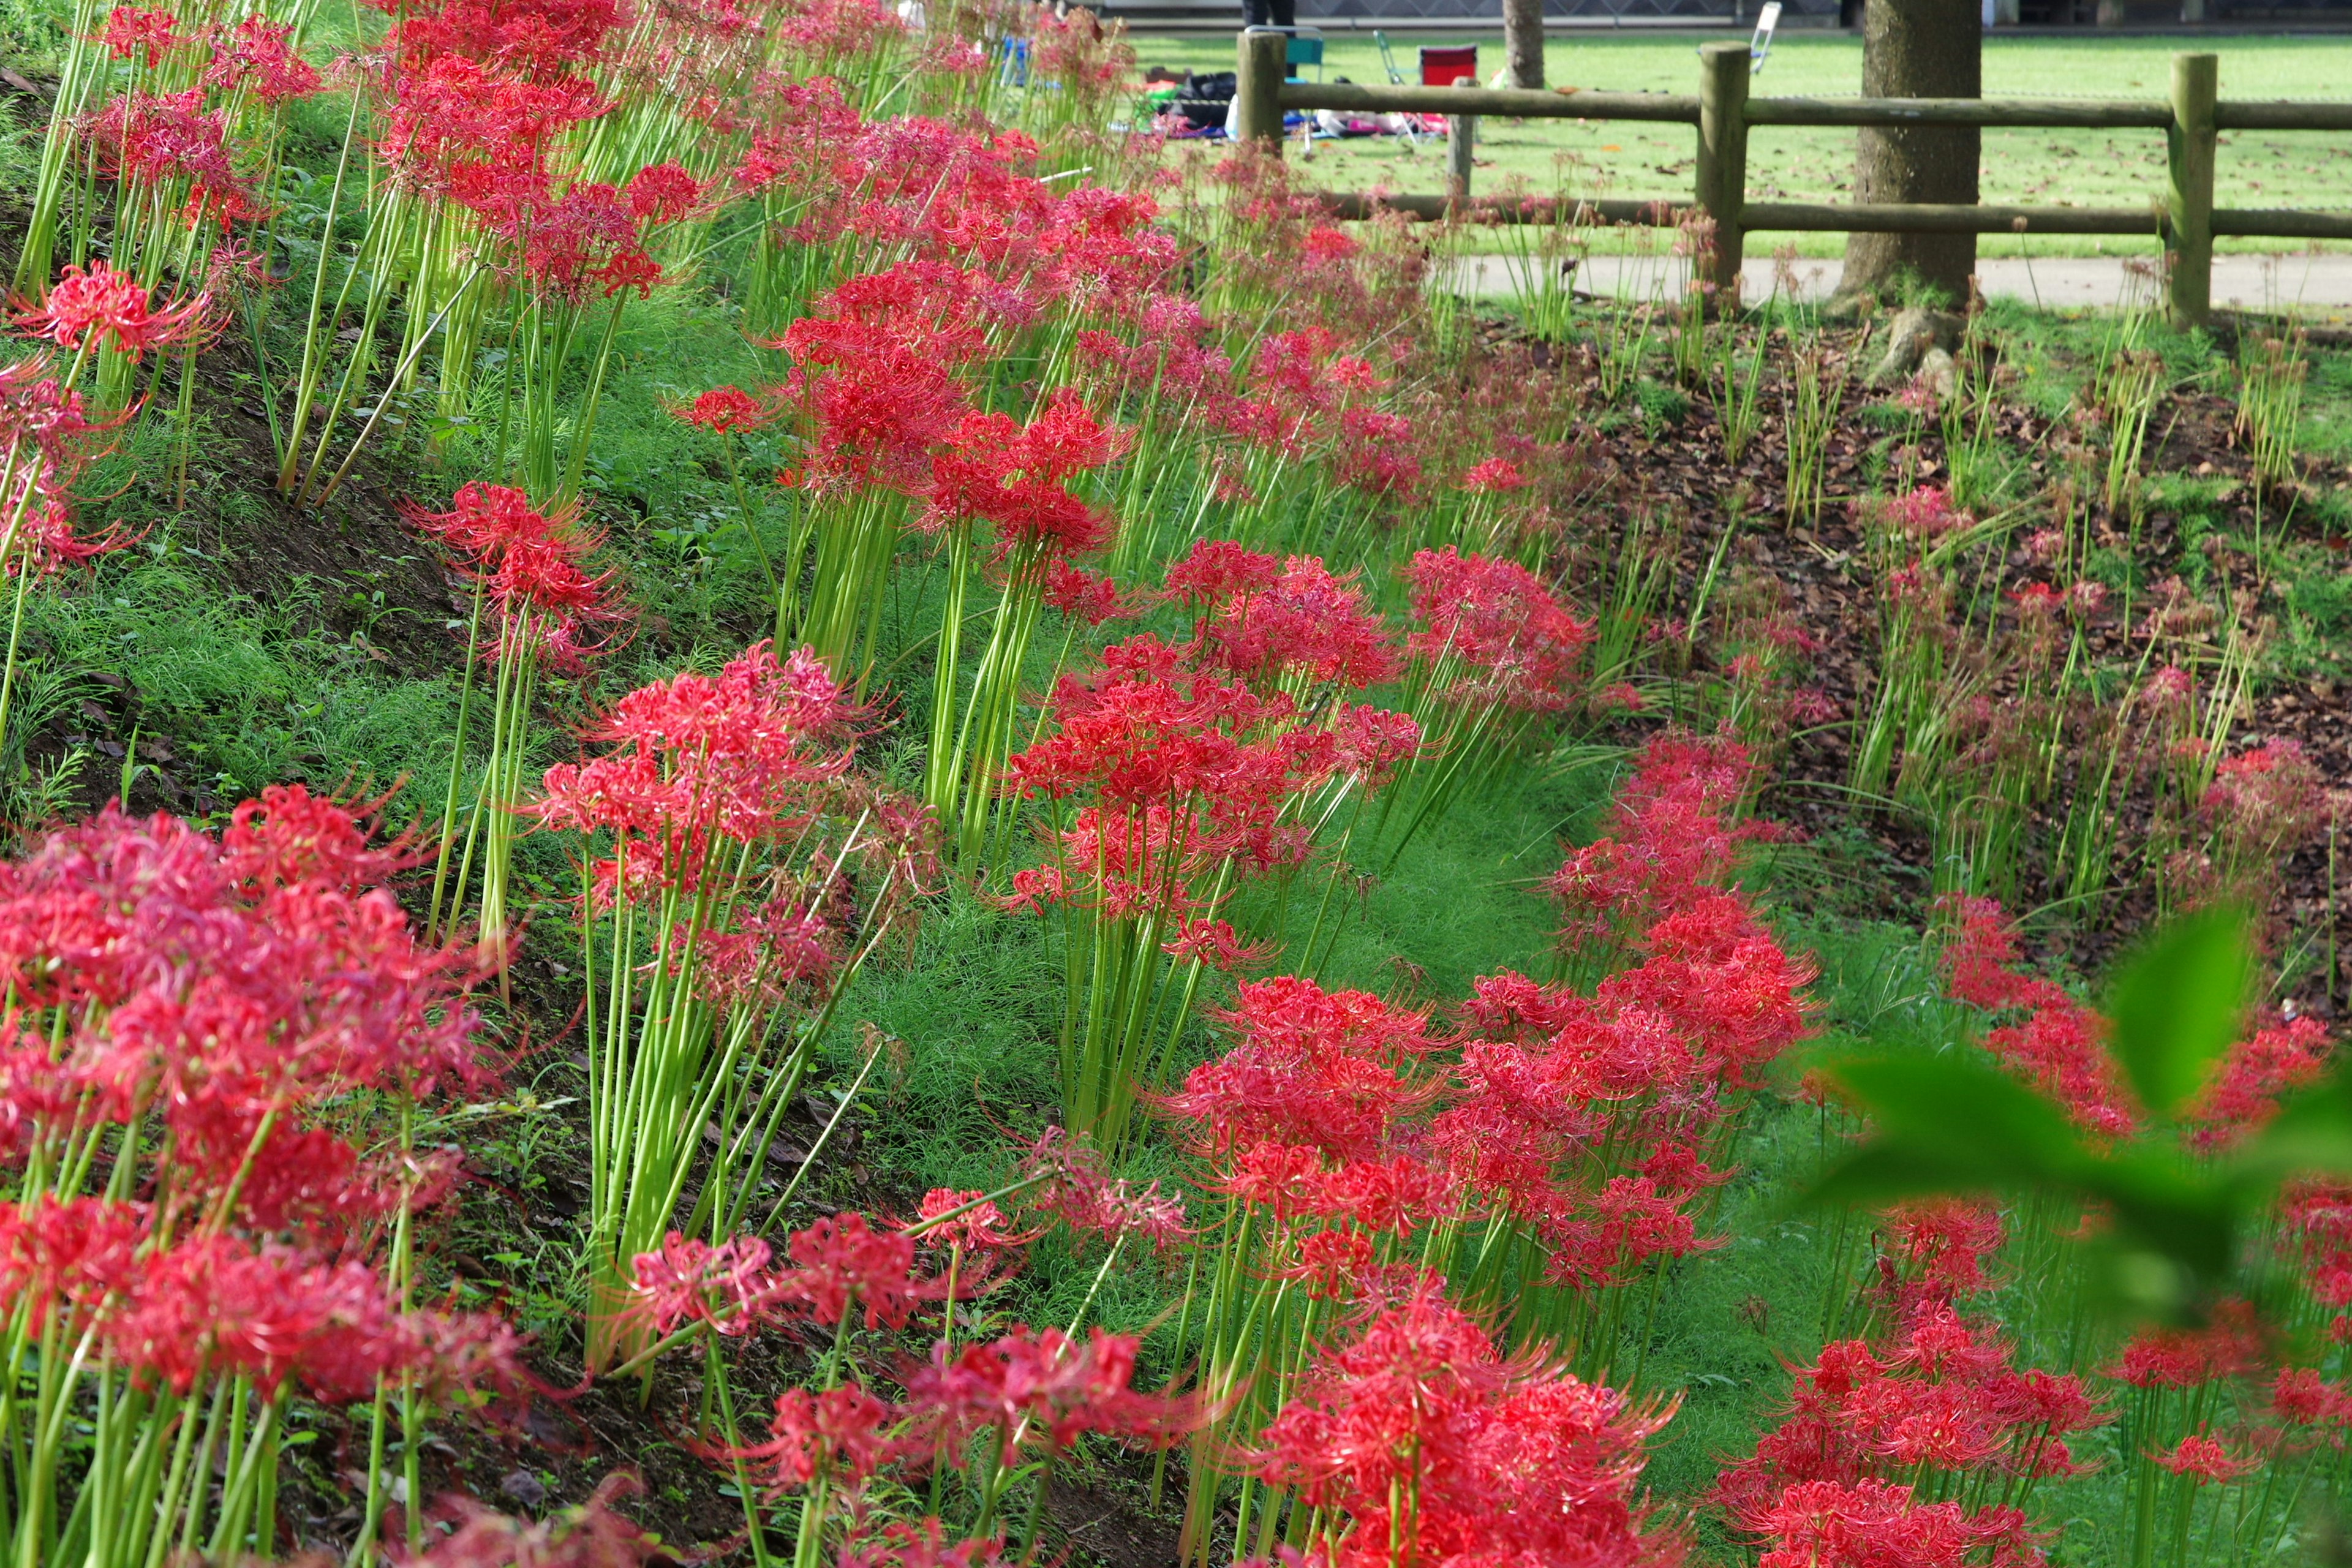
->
[375,56,605,204]
[1460,456,1529,492]
[1163,976,1444,1163]
[738,1383,918,1493]
[2282,1181,2352,1336]
[772,0,905,62]
[16,261,213,359]
[1403,546,1593,714]
[0,786,517,1542]
[404,482,628,671]
[914,1189,1023,1254]
[99,4,178,63]
[1248,1276,1673,1568]
[495,180,661,303]
[207,17,322,103]
[623,1232,778,1336]
[624,1213,945,1339]
[1041,557,1131,626]
[388,1471,661,1568]
[2185,1014,2332,1150]
[673,896,839,1009]
[625,160,701,223]
[674,385,775,434]
[1878,1199,2007,1302]
[0,356,121,489]
[2269,1366,2352,1433]
[1738,1478,2040,1568]
[1183,552,1400,693]
[1931,895,2144,1137]
[534,641,864,901]
[924,390,1126,560]
[0,789,486,1159]
[1019,1128,1191,1254]
[1072,295,1230,401]
[1874,484,1967,541]
[1937,895,2072,1014]
[1004,633,1352,864]
[1164,538,1280,607]
[372,0,626,74]
[835,1520,1006,1568]
[80,88,266,225]
[2112,1299,2267,1389]
[903,1325,1200,1461]
[1717,1302,2102,1549]
[91,1236,523,1402]
[1549,731,1774,940]
[773,263,1001,496]
[2151,1430,2261,1482]
[1335,406,1423,499]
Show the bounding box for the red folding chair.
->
[1418,45,1477,88]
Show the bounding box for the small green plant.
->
[1781,333,1849,525]
[1713,317,1768,465]
[2235,328,2309,492]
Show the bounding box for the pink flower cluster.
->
[0,790,518,1404]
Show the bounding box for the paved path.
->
[1452,252,2352,319]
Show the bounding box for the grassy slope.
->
[7,48,2352,1557]
[1137,31,2352,257]
[32,243,2352,1561]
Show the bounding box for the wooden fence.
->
[1230,34,2352,323]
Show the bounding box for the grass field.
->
[1137,31,2352,255]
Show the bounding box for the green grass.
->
[1142,32,2352,257]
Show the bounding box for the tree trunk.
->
[1839,0,1981,306]
[1504,0,1544,89]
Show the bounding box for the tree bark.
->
[1503,0,1544,89]
[1839,0,1982,306]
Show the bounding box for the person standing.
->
[1243,0,1296,29]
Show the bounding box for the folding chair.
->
[1240,23,1324,85]
[1749,1,1782,72]
[1374,29,1406,86]
[1286,26,1325,83]
[1418,44,1477,88]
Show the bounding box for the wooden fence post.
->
[1236,30,1288,153]
[2167,51,2218,327]
[1449,75,1477,204]
[1695,41,1751,296]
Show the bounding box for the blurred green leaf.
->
[1805,1055,2089,1204]
[2236,1068,2352,1185]
[2106,903,2252,1120]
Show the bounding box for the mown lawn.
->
[1137,31,2352,256]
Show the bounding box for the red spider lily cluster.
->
[1156,733,1812,1562]
[0,788,519,1435]
[1247,1275,1676,1568]
[1001,582,1422,1145]
[1940,894,2333,1148]
[535,640,935,986]
[1172,543,1401,696]
[622,1204,1200,1557]
[538,641,940,1376]
[736,106,1172,298]
[366,0,692,303]
[1719,1300,2101,1568]
[1401,545,1593,715]
[407,481,629,672]
[1003,627,1414,936]
[925,390,1127,568]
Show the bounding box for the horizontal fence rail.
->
[1232,32,2352,323]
